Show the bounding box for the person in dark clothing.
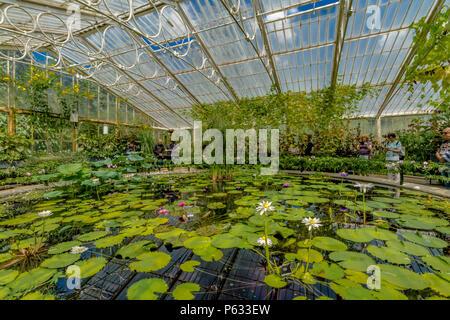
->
[153,139,165,159]
[165,141,176,160]
[304,135,314,156]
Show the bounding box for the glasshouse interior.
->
[0,0,448,302]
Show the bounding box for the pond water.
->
[0,171,449,300]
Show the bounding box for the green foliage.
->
[0,129,32,163]
[405,7,449,114]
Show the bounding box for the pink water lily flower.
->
[26,172,31,176]
[158,209,169,215]
[283,183,290,188]
[178,202,186,207]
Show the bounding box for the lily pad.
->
[211,234,245,249]
[127,278,168,300]
[329,251,375,272]
[180,260,201,272]
[310,262,345,280]
[9,268,56,292]
[130,252,171,272]
[48,241,82,255]
[421,256,450,273]
[336,228,375,243]
[366,245,411,265]
[78,231,108,242]
[193,246,223,262]
[68,257,108,278]
[378,264,429,290]
[0,270,19,286]
[400,232,448,249]
[184,236,212,249]
[386,239,430,257]
[312,237,347,251]
[115,241,154,259]
[41,253,81,269]
[264,274,287,288]
[173,283,200,300]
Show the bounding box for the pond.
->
[0,171,448,300]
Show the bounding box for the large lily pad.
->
[0,270,19,286]
[336,228,374,243]
[68,257,108,278]
[312,237,347,251]
[366,246,411,265]
[378,264,429,290]
[193,246,223,262]
[421,256,450,273]
[173,283,200,300]
[48,241,82,255]
[211,234,245,249]
[130,252,171,272]
[41,253,81,269]
[126,278,168,300]
[329,251,375,272]
[400,232,448,248]
[8,268,56,292]
[78,231,108,242]
[184,236,212,249]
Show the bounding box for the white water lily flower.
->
[256,201,275,215]
[37,210,53,217]
[92,178,100,183]
[71,246,89,254]
[302,217,322,231]
[354,182,374,193]
[257,236,273,247]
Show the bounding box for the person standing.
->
[153,139,165,160]
[358,135,373,160]
[436,127,450,189]
[304,134,314,156]
[384,133,402,182]
[165,140,176,161]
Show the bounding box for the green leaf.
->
[312,236,347,251]
[386,239,430,257]
[126,278,168,300]
[180,260,201,272]
[310,261,345,280]
[294,249,323,263]
[421,256,450,273]
[422,273,450,297]
[41,253,81,269]
[115,241,153,259]
[264,274,287,288]
[78,230,108,242]
[0,270,19,286]
[130,252,171,272]
[329,251,375,272]
[183,236,211,249]
[336,228,375,243]
[9,268,56,292]
[68,257,107,278]
[193,246,223,262]
[378,264,429,290]
[367,245,411,265]
[211,234,245,249]
[173,283,200,300]
[94,234,125,248]
[400,232,448,248]
[48,240,82,255]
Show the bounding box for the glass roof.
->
[0,0,446,128]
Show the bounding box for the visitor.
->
[358,135,372,160]
[304,134,314,156]
[165,140,176,161]
[435,127,450,189]
[153,139,165,160]
[384,133,402,182]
